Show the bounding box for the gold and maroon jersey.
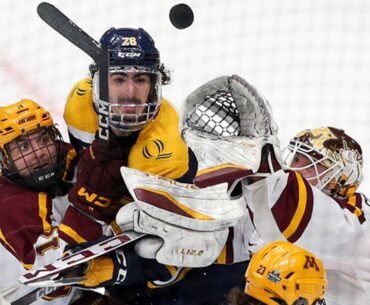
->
[0,177,54,269]
[0,141,80,304]
[0,178,79,304]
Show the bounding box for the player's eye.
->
[18,140,30,152]
[40,134,52,144]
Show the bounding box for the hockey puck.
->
[169,4,194,29]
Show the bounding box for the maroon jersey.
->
[0,177,53,269]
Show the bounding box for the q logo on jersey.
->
[142,139,172,160]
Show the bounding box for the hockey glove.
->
[68,137,130,223]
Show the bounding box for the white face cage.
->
[283,140,345,191]
[93,66,162,133]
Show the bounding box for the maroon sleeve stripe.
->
[272,171,313,243]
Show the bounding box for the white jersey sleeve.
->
[242,169,370,305]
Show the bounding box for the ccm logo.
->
[77,187,112,207]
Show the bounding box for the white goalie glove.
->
[116,167,246,267]
[180,75,282,192]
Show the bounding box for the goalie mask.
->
[92,27,169,133]
[246,241,327,305]
[283,127,363,198]
[0,99,65,192]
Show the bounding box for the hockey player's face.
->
[8,129,57,177]
[108,72,151,116]
[292,153,327,186]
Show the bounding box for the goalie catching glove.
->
[180,75,282,193]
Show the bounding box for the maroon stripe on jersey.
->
[286,176,314,243]
[247,207,255,227]
[59,206,103,244]
[134,188,194,218]
[271,171,300,232]
[355,193,363,209]
[354,193,366,223]
[225,227,235,263]
[271,171,314,243]
[0,178,53,266]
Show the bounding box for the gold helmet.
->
[0,99,65,192]
[245,241,327,305]
[283,127,363,198]
[0,99,53,149]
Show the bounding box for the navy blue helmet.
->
[92,27,170,133]
[100,27,160,70]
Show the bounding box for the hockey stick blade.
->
[19,231,145,287]
[37,2,109,144]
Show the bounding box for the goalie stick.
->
[13,232,145,305]
[37,2,110,161]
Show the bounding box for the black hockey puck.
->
[169,3,194,29]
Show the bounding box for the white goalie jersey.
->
[242,169,370,305]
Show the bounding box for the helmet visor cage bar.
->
[109,100,160,130]
[93,65,162,132]
[313,299,327,305]
[2,126,64,190]
[186,90,240,137]
[283,140,343,190]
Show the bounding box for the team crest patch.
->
[76,87,88,96]
[142,139,172,160]
[267,270,281,283]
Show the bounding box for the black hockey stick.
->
[37,2,110,161]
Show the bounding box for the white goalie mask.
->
[93,65,162,133]
[283,127,363,198]
[180,75,281,174]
